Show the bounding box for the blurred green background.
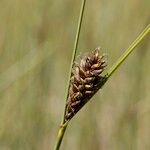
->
[0,0,150,150]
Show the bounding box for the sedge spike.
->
[65,47,107,121]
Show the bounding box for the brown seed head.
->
[65,47,107,121]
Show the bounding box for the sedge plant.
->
[54,0,150,149]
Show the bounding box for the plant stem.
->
[63,0,86,123]
[54,122,69,150]
[106,24,150,79]
[54,0,86,150]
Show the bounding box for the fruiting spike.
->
[65,47,107,121]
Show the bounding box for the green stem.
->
[63,0,86,123]
[54,0,86,150]
[54,122,69,150]
[106,24,150,79]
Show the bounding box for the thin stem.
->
[54,1,86,150]
[54,122,69,150]
[63,0,86,123]
[106,24,150,79]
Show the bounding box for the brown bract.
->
[65,47,107,121]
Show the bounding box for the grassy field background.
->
[0,0,150,150]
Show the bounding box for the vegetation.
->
[0,0,150,150]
